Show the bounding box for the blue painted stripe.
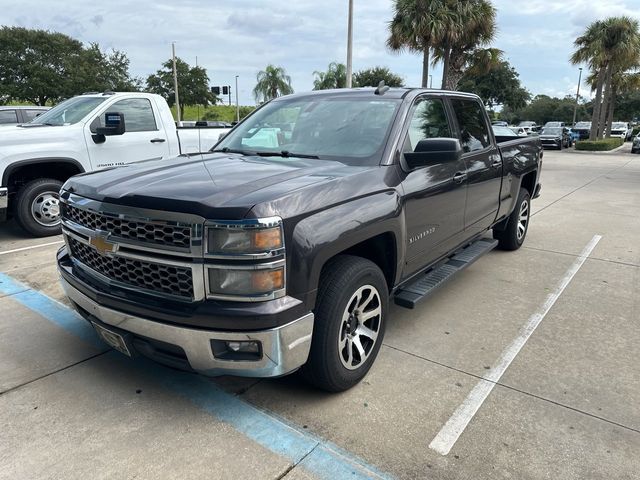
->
[0,273,392,480]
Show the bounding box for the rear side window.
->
[403,98,453,152]
[450,99,491,153]
[24,109,46,121]
[0,110,18,124]
[96,98,157,132]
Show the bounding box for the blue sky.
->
[2,0,640,105]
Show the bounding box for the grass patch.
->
[171,104,256,122]
[574,138,623,151]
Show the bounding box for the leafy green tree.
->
[253,65,293,103]
[0,27,137,105]
[431,0,497,89]
[387,0,447,88]
[571,17,640,139]
[146,58,215,120]
[313,62,347,90]
[353,67,404,87]
[458,60,529,111]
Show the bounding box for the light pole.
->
[572,67,583,126]
[235,75,239,123]
[346,0,353,88]
[172,42,181,123]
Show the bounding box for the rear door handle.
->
[453,172,467,184]
[150,138,166,143]
[491,159,503,168]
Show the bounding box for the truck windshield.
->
[214,96,402,165]
[29,96,107,126]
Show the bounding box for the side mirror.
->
[96,112,126,136]
[404,138,462,170]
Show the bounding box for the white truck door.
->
[84,97,171,169]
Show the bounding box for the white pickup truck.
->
[0,91,231,236]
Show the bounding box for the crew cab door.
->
[449,97,503,236]
[399,95,468,278]
[84,97,171,170]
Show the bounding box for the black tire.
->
[301,255,388,392]
[14,178,64,237]
[493,187,531,251]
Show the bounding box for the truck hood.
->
[63,153,379,219]
[0,124,71,145]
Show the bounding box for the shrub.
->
[574,138,623,151]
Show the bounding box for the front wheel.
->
[14,178,64,237]
[493,187,531,251]
[301,255,388,392]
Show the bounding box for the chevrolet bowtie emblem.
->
[88,232,118,255]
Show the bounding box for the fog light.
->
[226,341,260,353]
[211,339,262,361]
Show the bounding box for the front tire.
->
[301,255,388,392]
[493,187,531,251]
[14,178,63,237]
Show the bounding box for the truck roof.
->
[78,91,164,99]
[274,88,481,101]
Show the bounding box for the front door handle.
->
[453,172,467,184]
[150,138,166,143]
[491,159,503,168]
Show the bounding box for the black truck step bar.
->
[394,238,499,309]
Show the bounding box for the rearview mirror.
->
[96,112,126,136]
[404,138,462,170]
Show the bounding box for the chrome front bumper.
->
[60,275,314,378]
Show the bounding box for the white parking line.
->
[0,240,64,256]
[429,234,602,456]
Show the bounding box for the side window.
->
[403,98,452,152]
[450,99,491,153]
[24,109,46,121]
[95,98,157,133]
[0,110,18,124]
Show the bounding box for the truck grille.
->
[68,237,194,299]
[63,204,191,249]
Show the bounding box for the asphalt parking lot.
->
[1,144,638,480]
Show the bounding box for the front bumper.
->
[0,187,7,222]
[60,272,314,378]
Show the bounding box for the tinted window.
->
[0,110,18,124]
[403,98,453,153]
[97,98,157,132]
[451,99,491,153]
[24,109,46,121]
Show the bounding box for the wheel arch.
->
[3,158,85,192]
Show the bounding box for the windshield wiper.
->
[210,147,255,155]
[255,150,319,159]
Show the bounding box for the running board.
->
[394,238,499,309]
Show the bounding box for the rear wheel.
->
[493,187,530,251]
[14,178,63,237]
[301,255,388,392]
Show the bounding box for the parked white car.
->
[609,122,632,141]
[0,92,231,236]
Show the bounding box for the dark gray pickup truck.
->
[57,88,542,391]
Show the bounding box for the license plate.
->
[92,322,131,357]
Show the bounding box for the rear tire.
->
[301,255,388,392]
[493,187,530,251]
[14,178,63,237]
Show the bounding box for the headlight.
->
[205,217,284,257]
[207,264,285,300]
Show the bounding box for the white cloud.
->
[1,0,638,104]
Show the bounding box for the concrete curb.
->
[570,142,629,155]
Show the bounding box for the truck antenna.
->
[374,81,389,96]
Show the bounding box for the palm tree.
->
[387,0,446,88]
[313,62,347,90]
[253,65,294,103]
[571,17,640,140]
[432,0,498,90]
